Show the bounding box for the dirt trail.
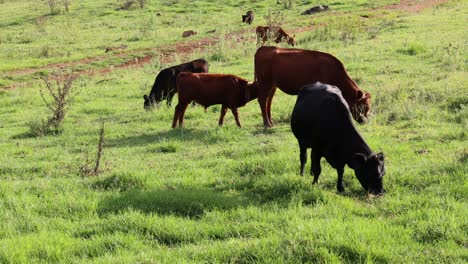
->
[0,0,449,91]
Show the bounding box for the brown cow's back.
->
[177,73,248,108]
[255,46,361,104]
[254,46,370,126]
[173,73,257,128]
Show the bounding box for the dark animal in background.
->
[301,5,330,15]
[182,30,197,38]
[105,44,128,53]
[143,59,208,109]
[256,26,296,46]
[206,29,217,34]
[254,46,371,127]
[291,82,385,195]
[172,73,258,128]
[242,10,254,24]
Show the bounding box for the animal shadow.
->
[97,188,251,218]
[106,128,215,148]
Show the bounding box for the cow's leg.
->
[311,151,322,184]
[258,95,270,128]
[336,166,345,193]
[231,107,242,128]
[177,102,190,128]
[299,144,307,176]
[172,103,182,128]
[218,105,228,126]
[266,88,276,126]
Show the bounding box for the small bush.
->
[62,0,71,12]
[137,0,145,8]
[30,73,81,136]
[80,122,106,176]
[282,0,295,9]
[35,16,48,32]
[44,0,71,14]
[27,119,61,137]
[260,10,286,45]
[118,0,144,10]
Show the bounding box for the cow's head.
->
[143,94,154,110]
[193,60,209,73]
[350,152,385,195]
[351,90,371,123]
[143,94,162,110]
[244,82,258,103]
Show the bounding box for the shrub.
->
[137,0,145,8]
[260,10,286,45]
[80,122,106,176]
[282,0,295,9]
[45,0,60,15]
[35,16,48,32]
[30,73,81,136]
[44,0,71,14]
[118,0,145,10]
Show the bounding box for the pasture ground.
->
[0,0,466,263]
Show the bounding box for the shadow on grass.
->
[212,174,328,206]
[97,188,251,218]
[106,128,230,148]
[105,128,193,147]
[11,131,39,139]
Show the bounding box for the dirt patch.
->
[0,0,451,91]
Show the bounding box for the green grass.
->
[0,0,467,263]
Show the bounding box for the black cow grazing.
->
[301,5,330,15]
[143,59,209,109]
[291,82,385,195]
[242,11,254,24]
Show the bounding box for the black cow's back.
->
[291,82,351,147]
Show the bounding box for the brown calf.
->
[256,26,296,46]
[172,73,258,128]
[182,30,197,38]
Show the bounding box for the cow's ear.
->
[357,90,364,99]
[350,153,367,170]
[144,95,149,100]
[376,152,384,162]
[365,92,371,99]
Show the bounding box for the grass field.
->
[0,0,467,263]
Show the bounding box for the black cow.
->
[143,59,209,109]
[242,11,254,24]
[291,82,385,195]
[301,5,330,15]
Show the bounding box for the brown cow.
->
[254,46,371,127]
[182,30,197,38]
[172,73,258,128]
[256,26,296,46]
